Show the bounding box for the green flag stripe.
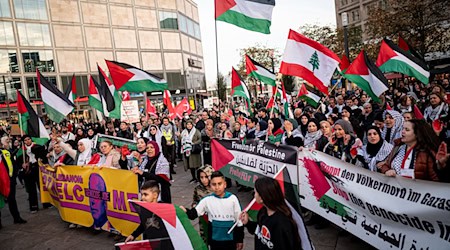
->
[345,74,380,102]
[217,10,271,34]
[175,206,208,250]
[249,71,276,86]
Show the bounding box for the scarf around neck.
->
[304,130,323,148]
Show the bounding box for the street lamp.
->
[341,12,350,60]
[2,71,12,122]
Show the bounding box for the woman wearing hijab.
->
[281,118,303,147]
[57,138,100,166]
[382,110,404,144]
[255,120,268,140]
[179,120,202,184]
[297,114,309,138]
[267,118,283,144]
[304,119,328,151]
[131,141,172,202]
[356,126,394,172]
[324,119,362,163]
[201,119,215,165]
[148,124,165,150]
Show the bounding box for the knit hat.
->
[334,119,354,135]
[286,118,299,129]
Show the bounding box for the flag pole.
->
[313,77,341,113]
[227,165,287,234]
[214,2,221,100]
[18,102,26,164]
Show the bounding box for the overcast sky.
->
[193,0,338,88]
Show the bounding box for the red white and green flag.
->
[376,38,430,84]
[106,60,168,92]
[298,83,321,108]
[339,54,350,74]
[97,65,122,119]
[130,201,207,250]
[345,50,389,103]
[280,81,292,118]
[280,29,341,95]
[215,0,275,34]
[266,86,279,113]
[88,76,104,113]
[398,35,425,62]
[17,90,49,145]
[37,69,74,123]
[245,54,276,86]
[231,67,252,114]
[64,74,77,103]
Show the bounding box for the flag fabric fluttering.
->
[215,0,275,34]
[37,70,74,123]
[163,90,175,114]
[413,105,424,119]
[106,60,168,92]
[97,65,121,118]
[231,67,252,114]
[88,76,104,113]
[266,86,279,113]
[169,98,192,119]
[245,54,276,86]
[280,29,341,95]
[297,83,321,108]
[129,201,207,250]
[376,38,430,84]
[146,97,157,117]
[64,74,77,103]
[345,50,389,102]
[17,90,50,145]
[339,54,350,73]
[398,35,425,62]
[280,81,292,118]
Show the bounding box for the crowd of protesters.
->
[1,75,450,249]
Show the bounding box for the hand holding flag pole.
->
[227,165,287,234]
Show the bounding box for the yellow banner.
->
[39,165,140,236]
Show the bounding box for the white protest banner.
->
[211,139,298,187]
[298,150,450,250]
[121,100,140,123]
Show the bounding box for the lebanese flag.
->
[64,74,77,103]
[345,50,388,103]
[88,76,104,113]
[242,166,314,250]
[106,60,168,92]
[129,201,207,250]
[245,54,276,86]
[17,90,49,145]
[163,90,175,113]
[215,0,275,34]
[37,70,74,123]
[376,38,430,84]
[146,97,157,117]
[280,29,340,95]
[339,54,350,73]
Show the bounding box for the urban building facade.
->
[0,0,205,121]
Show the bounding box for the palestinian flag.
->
[231,67,252,114]
[17,90,49,145]
[97,65,121,119]
[37,69,74,123]
[215,0,275,34]
[280,81,291,118]
[105,60,168,92]
[298,83,320,108]
[245,55,276,86]
[339,54,350,73]
[280,29,341,95]
[64,74,77,103]
[130,201,207,250]
[88,76,103,113]
[398,35,425,62]
[243,166,314,250]
[376,38,430,84]
[345,50,388,102]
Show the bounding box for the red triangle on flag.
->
[339,54,350,71]
[211,139,234,171]
[215,0,236,18]
[133,201,177,228]
[105,60,134,90]
[398,35,410,52]
[413,105,424,119]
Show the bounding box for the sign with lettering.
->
[39,165,139,236]
[212,139,298,187]
[121,100,140,124]
[298,150,450,250]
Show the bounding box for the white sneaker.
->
[69,223,77,229]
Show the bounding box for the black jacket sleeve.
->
[131,223,145,238]
[234,225,244,243]
[285,136,304,147]
[245,221,258,235]
[185,207,199,220]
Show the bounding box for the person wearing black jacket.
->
[245,118,258,140]
[240,177,301,250]
[17,135,48,213]
[116,122,133,140]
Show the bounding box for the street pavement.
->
[0,161,374,250]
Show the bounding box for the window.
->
[159,11,178,30]
[17,23,51,46]
[166,72,183,89]
[0,0,10,17]
[0,77,20,102]
[187,18,194,37]
[178,14,201,40]
[22,50,54,72]
[178,14,187,33]
[0,22,15,46]
[352,10,360,21]
[0,50,19,73]
[61,75,89,97]
[340,0,348,6]
[27,76,56,100]
[194,23,201,39]
[14,0,47,20]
